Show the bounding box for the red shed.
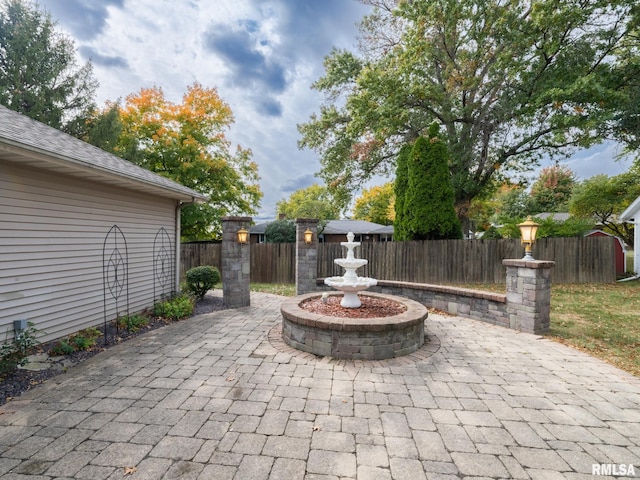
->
[585,230,626,275]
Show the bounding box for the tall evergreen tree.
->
[393,144,411,241]
[405,124,462,240]
[0,0,97,133]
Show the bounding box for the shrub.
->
[50,340,75,356]
[185,266,221,299]
[118,314,150,333]
[70,327,102,351]
[0,322,39,377]
[154,294,194,320]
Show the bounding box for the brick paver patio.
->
[1,291,638,479]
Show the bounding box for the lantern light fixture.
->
[517,216,540,260]
[304,228,313,245]
[236,227,249,244]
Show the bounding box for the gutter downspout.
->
[175,197,197,293]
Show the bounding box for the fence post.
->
[503,259,555,334]
[222,216,251,308]
[295,218,319,295]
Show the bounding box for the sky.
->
[38,0,634,221]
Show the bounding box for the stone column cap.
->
[221,216,252,222]
[502,259,555,269]
[295,218,319,225]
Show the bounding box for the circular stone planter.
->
[280,292,428,360]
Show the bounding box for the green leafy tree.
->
[611,9,640,152]
[264,219,296,243]
[534,216,595,238]
[498,215,595,239]
[299,0,638,224]
[404,125,462,240]
[276,184,340,222]
[393,144,412,240]
[353,181,394,225]
[84,103,122,154]
[530,165,576,213]
[0,0,97,133]
[116,84,262,240]
[569,167,640,246]
[491,184,534,225]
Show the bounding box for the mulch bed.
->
[0,293,226,407]
[300,295,407,318]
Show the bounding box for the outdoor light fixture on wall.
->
[236,228,249,244]
[304,228,313,245]
[518,216,540,260]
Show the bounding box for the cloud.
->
[565,141,634,180]
[255,97,283,117]
[79,46,129,69]
[40,0,124,41]
[203,22,287,93]
[256,0,368,59]
[281,173,318,193]
[202,19,288,117]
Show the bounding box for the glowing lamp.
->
[518,216,539,260]
[236,228,249,244]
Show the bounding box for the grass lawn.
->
[549,281,640,377]
[250,283,296,297]
[251,281,640,377]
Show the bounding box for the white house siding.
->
[1,160,177,344]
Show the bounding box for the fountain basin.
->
[281,292,428,360]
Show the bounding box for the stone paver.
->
[1,291,639,479]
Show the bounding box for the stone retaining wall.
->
[368,280,510,328]
[315,258,554,335]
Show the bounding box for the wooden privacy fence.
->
[318,237,616,284]
[181,236,617,284]
[180,242,295,284]
[250,243,295,284]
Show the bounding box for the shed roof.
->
[0,105,207,202]
[619,195,640,223]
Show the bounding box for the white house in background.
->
[619,196,640,275]
[0,106,206,343]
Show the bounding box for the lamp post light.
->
[518,216,540,260]
[303,228,313,245]
[236,228,249,245]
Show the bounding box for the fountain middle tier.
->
[324,275,377,308]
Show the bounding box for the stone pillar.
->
[295,218,319,295]
[221,216,251,308]
[503,259,555,334]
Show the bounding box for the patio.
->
[0,291,638,479]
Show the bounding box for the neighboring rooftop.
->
[533,212,571,222]
[250,219,394,235]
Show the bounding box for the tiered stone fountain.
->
[324,232,377,308]
[281,232,428,360]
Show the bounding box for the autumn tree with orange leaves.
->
[115,83,262,240]
[352,182,394,225]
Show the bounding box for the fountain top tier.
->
[324,231,377,308]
